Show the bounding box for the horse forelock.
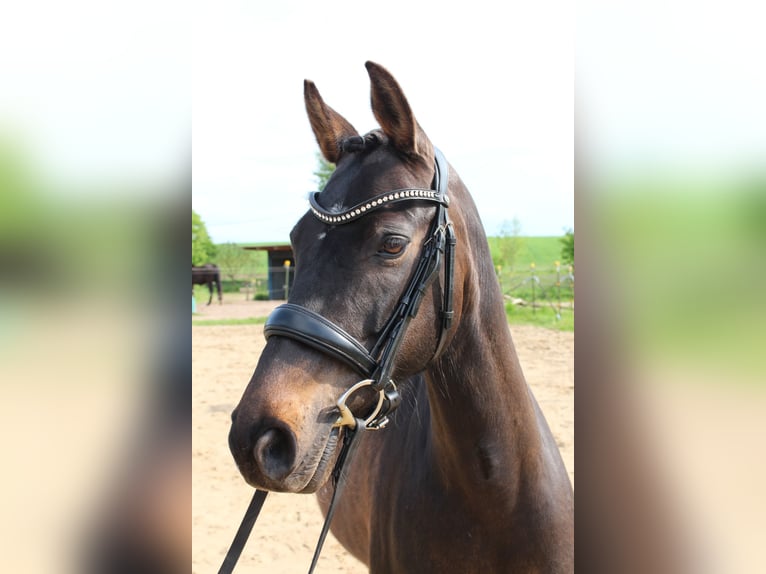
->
[339,130,386,154]
[318,130,424,213]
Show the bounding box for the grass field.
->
[505,302,574,332]
[487,235,568,270]
[199,235,573,331]
[191,306,573,331]
[224,236,568,277]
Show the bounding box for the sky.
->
[0,1,190,189]
[2,1,763,244]
[578,2,766,180]
[191,1,574,243]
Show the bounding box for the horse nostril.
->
[253,426,297,481]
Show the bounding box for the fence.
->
[208,266,293,301]
[210,274,274,300]
[206,262,573,309]
[495,262,574,319]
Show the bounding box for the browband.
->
[308,149,450,225]
[309,188,448,225]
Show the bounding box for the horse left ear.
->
[304,79,360,164]
[365,61,434,165]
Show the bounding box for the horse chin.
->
[296,426,340,494]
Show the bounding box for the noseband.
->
[264,147,456,430]
[219,149,456,574]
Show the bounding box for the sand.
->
[192,299,573,573]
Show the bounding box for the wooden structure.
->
[243,244,295,300]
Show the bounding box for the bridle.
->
[218,148,456,574]
[267,147,455,430]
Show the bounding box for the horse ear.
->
[365,61,434,165]
[304,79,359,164]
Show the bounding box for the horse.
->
[192,263,222,305]
[228,62,573,572]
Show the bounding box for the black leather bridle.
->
[218,148,456,574]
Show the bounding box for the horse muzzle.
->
[228,405,343,494]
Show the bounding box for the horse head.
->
[228,62,471,493]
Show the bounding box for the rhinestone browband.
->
[308,189,449,225]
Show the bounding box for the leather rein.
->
[218,148,455,574]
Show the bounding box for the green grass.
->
[196,234,574,332]
[191,308,571,332]
[505,302,574,332]
[192,284,212,301]
[236,245,270,276]
[192,316,268,326]
[486,235,568,270]
[516,236,567,268]
[222,237,567,277]
[191,310,572,331]
[486,235,574,306]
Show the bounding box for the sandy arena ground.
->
[192,298,573,573]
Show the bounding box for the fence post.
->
[284,260,291,300]
[555,260,562,320]
[530,262,536,314]
[569,264,574,299]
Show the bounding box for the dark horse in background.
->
[228,63,573,572]
[192,263,222,305]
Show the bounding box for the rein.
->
[218,149,455,573]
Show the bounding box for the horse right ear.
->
[365,61,434,166]
[304,80,359,164]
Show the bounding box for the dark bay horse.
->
[192,263,222,305]
[228,62,573,572]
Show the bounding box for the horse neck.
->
[423,212,543,497]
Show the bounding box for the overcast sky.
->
[3,1,763,245]
[192,1,574,243]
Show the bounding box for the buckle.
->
[332,379,399,431]
[333,379,385,430]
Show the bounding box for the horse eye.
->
[380,235,408,257]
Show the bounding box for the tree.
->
[492,217,525,271]
[192,210,216,266]
[313,153,335,191]
[216,242,254,282]
[560,228,574,266]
